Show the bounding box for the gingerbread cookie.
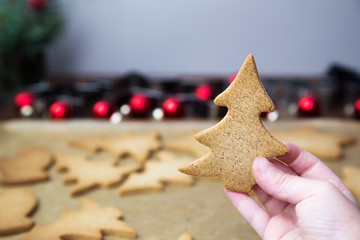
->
[69,135,104,153]
[272,127,355,160]
[0,188,37,236]
[119,151,194,195]
[151,232,192,240]
[100,132,162,162]
[165,131,209,157]
[55,153,141,196]
[0,146,53,184]
[179,54,289,193]
[342,165,360,201]
[177,232,192,240]
[20,198,137,240]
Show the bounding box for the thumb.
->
[253,157,319,205]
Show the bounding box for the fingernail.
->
[255,157,270,173]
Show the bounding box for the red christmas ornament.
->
[129,94,152,116]
[92,101,115,119]
[162,97,184,118]
[195,85,213,100]
[49,102,72,119]
[298,95,320,116]
[354,98,360,118]
[27,0,48,10]
[228,73,237,84]
[14,92,34,108]
[260,111,269,118]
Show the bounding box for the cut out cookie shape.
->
[69,135,105,153]
[119,151,194,195]
[272,127,355,160]
[20,198,137,240]
[55,153,141,196]
[100,132,162,163]
[0,188,37,236]
[165,131,209,158]
[177,232,192,240]
[152,232,193,240]
[0,146,53,184]
[342,165,360,201]
[179,54,289,193]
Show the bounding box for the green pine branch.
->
[0,0,65,88]
[0,0,64,55]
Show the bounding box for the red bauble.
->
[92,101,115,119]
[354,98,360,118]
[14,92,34,108]
[228,73,237,84]
[27,0,48,10]
[298,95,320,116]
[195,85,213,101]
[162,97,184,118]
[129,94,152,116]
[49,102,72,119]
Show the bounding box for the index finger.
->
[278,142,335,178]
[278,142,356,203]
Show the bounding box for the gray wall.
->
[46,0,360,76]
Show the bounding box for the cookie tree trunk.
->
[179,54,289,192]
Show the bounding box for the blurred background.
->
[1,0,360,121]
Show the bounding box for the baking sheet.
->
[0,119,359,240]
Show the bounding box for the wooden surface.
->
[0,119,359,240]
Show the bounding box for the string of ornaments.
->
[13,73,360,122]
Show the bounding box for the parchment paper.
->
[0,119,359,240]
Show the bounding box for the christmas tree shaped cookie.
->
[100,132,162,163]
[272,127,355,160]
[55,153,141,196]
[20,198,137,240]
[165,131,209,158]
[69,135,105,153]
[119,151,194,195]
[179,54,289,192]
